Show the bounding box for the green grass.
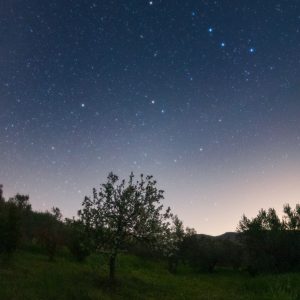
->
[1,251,300,300]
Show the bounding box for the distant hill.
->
[214,232,240,242]
[197,232,240,242]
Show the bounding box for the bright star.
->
[81,103,85,108]
[149,1,153,5]
[221,42,225,47]
[249,48,255,53]
[161,109,165,114]
[208,27,213,33]
[151,100,155,104]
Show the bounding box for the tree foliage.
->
[165,215,185,273]
[8,194,31,212]
[283,204,300,230]
[0,186,29,260]
[38,207,64,261]
[238,205,300,274]
[0,184,4,203]
[79,172,172,282]
[65,218,91,262]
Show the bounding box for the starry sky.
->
[1,0,300,235]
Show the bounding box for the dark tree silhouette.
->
[166,215,185,273]
[0,184,3,202]
[238,205,300,274]
[0,189,27,260]
[8,194,31,211]
[283,204,300,230]
[65,218,91,262]
[79,172,172,282]
[39,207,64,261]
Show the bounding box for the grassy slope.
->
[0,251,300,300]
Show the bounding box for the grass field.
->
[0,250,300,300]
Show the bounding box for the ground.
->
[0,250,299,300]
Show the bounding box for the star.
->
[2,0,298,238]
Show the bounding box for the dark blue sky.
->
[1,0,300,234]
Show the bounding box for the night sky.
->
[1,1,300,235]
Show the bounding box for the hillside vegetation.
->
[1,176,300,299]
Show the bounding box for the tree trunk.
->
[109,255,116,283]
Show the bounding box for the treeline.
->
[0,186,67,262]
[1,176,300,282]
[237,206,300,275]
